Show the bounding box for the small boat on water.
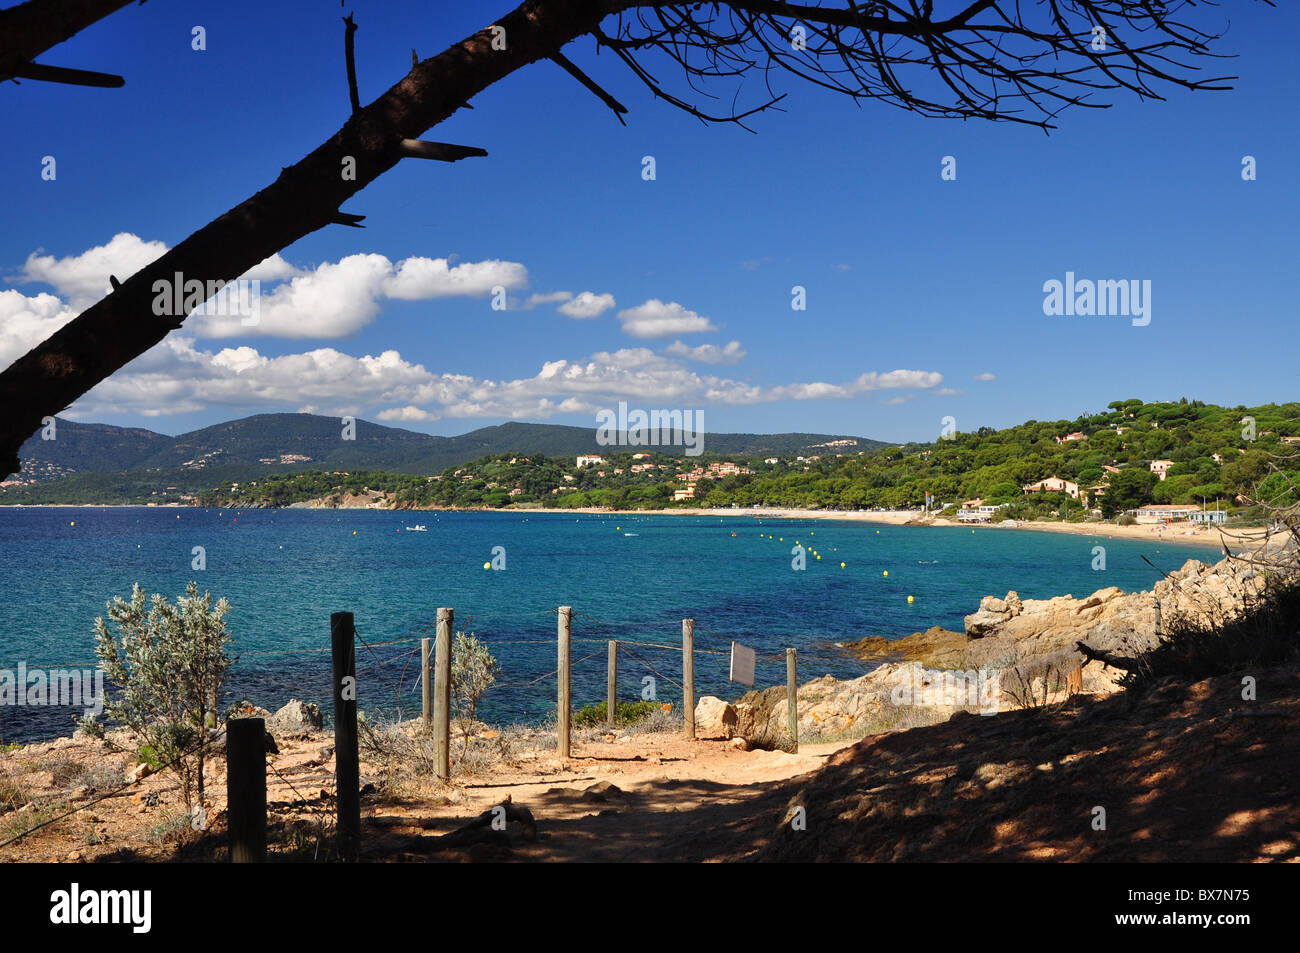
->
[405,524,428,532]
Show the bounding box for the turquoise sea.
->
[0,507,1222,742]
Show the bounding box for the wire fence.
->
[0,603,865,750]
[0,603,873,853]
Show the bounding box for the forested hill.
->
[172,398,1300,516]
[5,399,1298,512]
[3,412,879,497]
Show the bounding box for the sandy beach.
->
[1,500,1274,552]
[514,504,1272,551]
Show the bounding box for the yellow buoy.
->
[907,595,915,603]
[353,531,357,535]
[883,570,889,577]
[483,562,491,570]
[70,521,75,526]
[840,562,846,568]
[816,555,821,560]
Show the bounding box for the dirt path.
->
[0,727,851,863]
[358,733,851,862]
[6,665,1296,863]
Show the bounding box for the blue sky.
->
[2,0,1296,444]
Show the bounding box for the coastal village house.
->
[1129,503,1201,523]
[676,461,754,485]
[576,454,605,468]
[1022,477,1081,499]
[1149,460,1175,481]
[1054,431,1087,444]
[957,498,1003,522]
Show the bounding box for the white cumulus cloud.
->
[0,289,79,368]
[664,339,746,365]
[559,291,616,319]
[617,299,717,339]
[20,233,168,309]
[189,253,529,339]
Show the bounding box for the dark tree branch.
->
[7,60,122,86]
[0,0,139,86]
[1075,640,1141,673]
[598,0,1260,128]
[398,138,488,161]
[550,50,629,123]
[343,13,361,114]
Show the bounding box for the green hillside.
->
[3,413,880,502]
[7,400,1296,514]
[190,398,1300,517]
[14,419,171,482]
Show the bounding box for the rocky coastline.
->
[694,555,1265,745]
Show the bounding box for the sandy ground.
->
[7,662,1297,863]
[0,726,855,863]
[661,507,1273,552]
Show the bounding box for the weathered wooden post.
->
[331,611,360,862]
[683,618,695,740]
[607,640,618,728]
[558,606,572,758]
[421,636,432,729]
[226,717,267,863]
[786,647,798,754]
[434,608,452,780]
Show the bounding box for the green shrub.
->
[572,699,661,728]
[450,630,500,760]
[94,582,233,811]
[75,715,105,740]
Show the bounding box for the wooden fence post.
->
[226,717,266,863]
[683,618,695,740]
[605,642,616,722]
[421,636,432,729]
[786,647,798,754]
[558,606,572,758]
[434,608,452,780]
[330,611,360,862]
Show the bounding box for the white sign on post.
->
[729,641,756,687]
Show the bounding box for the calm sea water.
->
[0,507,1222,742]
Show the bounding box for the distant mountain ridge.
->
[11,413,887,483]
